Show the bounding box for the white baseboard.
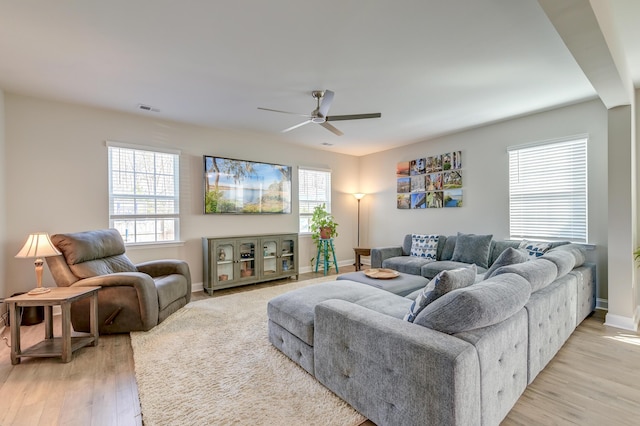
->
[192,282,204,293]
[596,298,608,310]
[604,312,639,331]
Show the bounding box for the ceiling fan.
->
[258,90,381,136]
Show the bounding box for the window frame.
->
[298,167,332,235]
[508,135,588,243]
[107,141,181,245]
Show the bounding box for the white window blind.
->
[508,136,587,243]
[108,142,180,244]
[299,168,332,233]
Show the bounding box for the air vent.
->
[321,142,334,146]
[137,104,160,113]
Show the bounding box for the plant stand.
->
[315,238,339,276]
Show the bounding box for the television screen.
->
[204,155,292,214]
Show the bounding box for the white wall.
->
[2,93,360,296]
[359,99,609,300]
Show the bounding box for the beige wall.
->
[0,90,6,306]
[2,93,360,295]
[359,99,610,301]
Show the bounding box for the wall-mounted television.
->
[204,155,292,214]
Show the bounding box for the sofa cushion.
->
[413,273,531,333]
[52,228,128,264]
[353,294,413,319]
[337,271,428,296]
[51,228,138,278]
[268,281,387,346]
[382,256,434,276]
[403,265,477,322]
[518,240,551,259]
[439,235,457,260]
[451,232,493,269]
[549,243,586,267]
[540,250,576,279]
[484,247,529,280]
[410,234,439,261]
[488,240,521,266]
[69,255,139,279]
[490,258,558,292]
[421,260,487,280]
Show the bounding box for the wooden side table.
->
[353,247,371,271]
[6,286,100,365]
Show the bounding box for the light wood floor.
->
[1,269,639,425]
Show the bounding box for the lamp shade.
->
[353,193,366,200]
[15,233,61,259]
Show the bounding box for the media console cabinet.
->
[202,233,298,294]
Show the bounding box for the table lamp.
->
[15,232,62,295]
[353,193,366,247]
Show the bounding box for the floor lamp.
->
[353,193,366,247]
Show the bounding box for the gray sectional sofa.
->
[267,235,596,426]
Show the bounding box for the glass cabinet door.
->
[281,237,296,274]
[238,239,256,280]
[261,238,279,278]
[214,240,235,284]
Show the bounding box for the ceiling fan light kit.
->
[258,89,381,136]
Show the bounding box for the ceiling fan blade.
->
[258,107,311,118]
[282,120,312,133]
[318,90,335,117]
[326,113,381,121]
[320,121,344,136]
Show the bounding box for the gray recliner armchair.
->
[46,228,191,334]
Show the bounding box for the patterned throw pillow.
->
[403,264,477,322]
[410,234,439,260]
[518,240,551,259]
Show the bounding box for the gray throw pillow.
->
[451,232,493,269]
[403,264,477,322]
[413,273,532,334]
[484,247,529,279]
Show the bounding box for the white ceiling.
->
[0,1,638,156]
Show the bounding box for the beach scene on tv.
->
[204,156,292,214]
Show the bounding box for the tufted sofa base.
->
[268,319,315,374]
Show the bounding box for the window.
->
[508,136,587,243]
[298,168,332,233]
[107,142,180,244]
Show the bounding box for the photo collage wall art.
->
[396,151,463,209]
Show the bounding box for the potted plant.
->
[310,204,339,269]
[310,203,339,243]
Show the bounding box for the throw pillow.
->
[410,234,439,261]
[484,247,529,279]
[413,273,532,334]
[403,264,477,322]
[518,240,551,259]
[451,232,493,269]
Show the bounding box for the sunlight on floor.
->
[603,333,640,346]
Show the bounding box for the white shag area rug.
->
[130,276,367,426]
